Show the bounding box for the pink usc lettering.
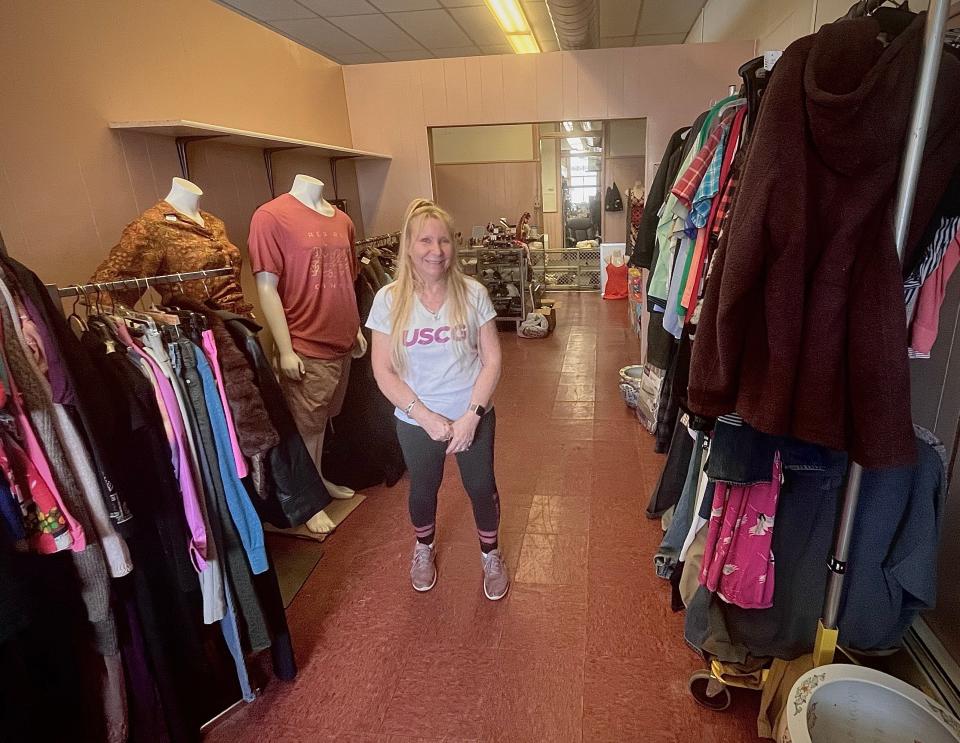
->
[403,325,468,347]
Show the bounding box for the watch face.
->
[474,405,485,416]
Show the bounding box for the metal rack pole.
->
[54,266,233,298]
[814,0,951,667]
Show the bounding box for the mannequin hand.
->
[352,328,368,359]
[279,351,306,380]
[446,413,480,455]
[412,406,453,443]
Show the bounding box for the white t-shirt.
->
[366,278,498,425]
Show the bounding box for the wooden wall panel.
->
[480,56,506,122]
[536,54,565,123]
[502,55,539,123]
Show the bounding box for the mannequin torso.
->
[165,177,206,227]
[289,174,335,218]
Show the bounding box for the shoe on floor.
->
[411,542,437,592]
[481,548,510,601]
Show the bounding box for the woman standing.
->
[367,199,508,600]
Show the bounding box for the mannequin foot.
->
[304,510,336,534]
[322,476,356,500]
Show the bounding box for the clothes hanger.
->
[66,287,87,334]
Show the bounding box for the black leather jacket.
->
[217,312,330,527]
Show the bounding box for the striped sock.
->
[478,528,499,554]
[414,523,436,546]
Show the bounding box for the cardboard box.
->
[536,305,557,333]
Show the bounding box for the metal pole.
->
[893,0,952,261]
[819,0,950,641]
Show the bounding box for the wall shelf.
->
[108,120,391,160]
[109,120,391,194]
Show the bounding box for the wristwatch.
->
[470,404,485,417]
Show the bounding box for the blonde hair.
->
[388,198,471,372]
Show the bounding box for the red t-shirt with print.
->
[249,194,359,359]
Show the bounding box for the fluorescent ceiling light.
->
[485,0,540,54]
[485,0,528,33]
[507,33,540,54]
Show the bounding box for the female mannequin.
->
[164,177,205,227]
[89,178,252,315]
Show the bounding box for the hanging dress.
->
[603,261,629,300]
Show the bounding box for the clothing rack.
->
[355,231,400,249]
[813,0,951,667]
[690,0,953,710]
[52,266,234,298]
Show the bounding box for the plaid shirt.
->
[671,107,738,208]
[714,151,744,236]
[690,117,734,228]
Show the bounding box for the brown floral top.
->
[89,201,253,315]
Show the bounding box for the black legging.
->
[396,410,500,547]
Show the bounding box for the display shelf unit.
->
[108,119,391,195]
[460,246,530,327]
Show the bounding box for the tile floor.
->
[205,294,758,742]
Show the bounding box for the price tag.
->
[360,256,371,265]
[763,50,782,71]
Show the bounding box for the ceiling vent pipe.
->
[544,0,599,50]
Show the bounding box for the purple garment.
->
[112,322,208,571]
[119,595,170,743]
[700,452,781,609]
[20,294,76,406]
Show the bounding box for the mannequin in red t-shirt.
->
[250,175,365,532]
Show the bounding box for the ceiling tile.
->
[369,0,441,10]
[439,0,484,5]
[637,0,706,36]
[523,1,558,45]
[599,0,641,38]
[480,44,513,55]
[600,35,636,48]
[430,46,483,57]
[298,0,379,14]
[220,0,316,21]
[389,9,474,46]
[384,48,437,60]
[328,14,424,50]
[272,17,372,53]
[633,32,688,46]
[448,5,509,46]
[338,51,391,63]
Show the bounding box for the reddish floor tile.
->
[582,656,698,743]
[379,649,497,739]
[485,649,584,742]
[555,382,596,402]
[525,495,591,535]
[515,533,589,586]
[498,583,587,652]
[551,401,596,419]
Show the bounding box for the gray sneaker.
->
[410,542,437,592]
[481,549,510,601]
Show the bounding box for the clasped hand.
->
[417,408,479,454]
